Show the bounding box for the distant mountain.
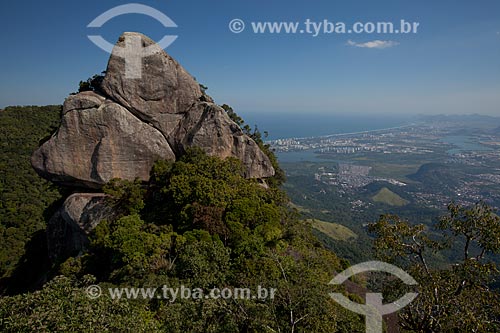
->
[408,163,462,190]
[416,114,500,133]
[417,114,500,122]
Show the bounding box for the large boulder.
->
[100,32,274,179]
[33,32,277,261]
[46,193,115,260]
[31,92,175,189]
[32,32,274,188]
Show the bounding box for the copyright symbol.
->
[229,19,245,33]
[86,285,102,299]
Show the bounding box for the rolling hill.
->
[372,187,409,206]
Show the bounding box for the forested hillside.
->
[0,106,62,281]
[0,106,365,332]
[1,106,499,332]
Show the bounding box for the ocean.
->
[238,112,413,140]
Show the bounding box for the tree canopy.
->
[369,201,500,332]
[1,146,364,332]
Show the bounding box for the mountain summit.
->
[32,32,274,189]
[30,32,275,259]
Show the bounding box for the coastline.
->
[268,123,416,142]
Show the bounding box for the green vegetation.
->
[369,201,500,332]
[0,106,62,280]
[372,187,409,207]
[282,168,384,263]
[77,72,105,94]
[0,275,159,332]
[0,120,364,332]
[281,161,447,263]
[306,219,358,241]
[1,105,499,331]
[364,162,421,182]
[408,163,463,192]
[288,202,311,213]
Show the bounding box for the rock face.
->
[173,103,275,178]
[102,32,203,125]
[32,32,274,187]
[32,32,275,260]
[32,92,175,189]
[46,194,115,260]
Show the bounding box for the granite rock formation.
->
[32,32,275,260]
[46,193,115,260]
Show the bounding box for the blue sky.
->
[0,0,499,116]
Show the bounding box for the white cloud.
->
[347,39,399,49]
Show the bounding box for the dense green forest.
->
[0,106,62,281]
[1,106,499,332]
[0,106,364,331]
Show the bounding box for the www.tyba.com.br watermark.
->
[229,19,419,36]
[86,284,277,302]
[85,260,417,333]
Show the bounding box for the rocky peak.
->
[32,32,274,189]
[32,32,275,260]
[101,32,203,123]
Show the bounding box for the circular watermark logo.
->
[329,261,418,333]
[229,19,245,33]
[87,3,178,79]
[86,284,102,299]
